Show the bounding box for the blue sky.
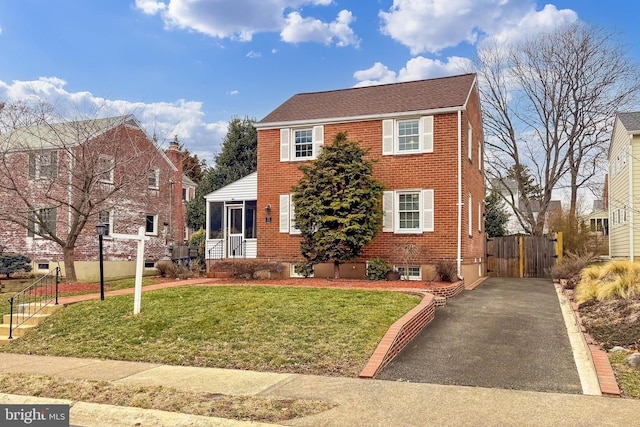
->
[0,0,639,165]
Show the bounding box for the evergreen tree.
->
[186,117,257,230]
[485,189,510,237]
[0,253,32,278]
[292,132,384,279]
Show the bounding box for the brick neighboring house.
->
[205,73,486,283]
[0,115,189,281]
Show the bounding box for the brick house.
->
[0,115,189,281]
[205,74,486,283]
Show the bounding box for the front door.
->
[227,206,244,258]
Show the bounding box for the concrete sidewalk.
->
[0,353,639,427]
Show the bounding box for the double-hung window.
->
[398,192,421,231]
[28,151,58,180]
[279,194,301,234]
[382,116,433,155]
[99,210,112,236]
[27,207,57,238]
[280,126,324,162]
[148,168,159,189]
[383,189,434,234]
[98,155,114,183]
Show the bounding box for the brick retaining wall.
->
[359,291,436,378]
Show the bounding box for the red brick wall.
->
[0,124,180,264]
[257,92,485,268]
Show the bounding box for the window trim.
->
[98,210,113,236]
[382,116,433,156]
[396,191,422,233]
[98,154,115,184]
[145,214,158,236]
[28,151,58,180]
[148,167,160,190]
[396,265,422,281]
[383,189,434,234]
[280,125,324,162]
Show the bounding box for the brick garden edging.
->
[359,291,436,378]
[564,289,621,397]
[427,281,465,299]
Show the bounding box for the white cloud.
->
[486,4,578,46]
[229,90,239,95]
[281,9,359,46]
[0,77,226,165]
[353,56,473,86]
[246,50,261,58]
[135,0,166,15]
[379,0,577,55]
[135,0,357,46]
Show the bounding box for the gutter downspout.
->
[457,110,463,280]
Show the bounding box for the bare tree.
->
[479,23,640,235]
[0,101,168,282]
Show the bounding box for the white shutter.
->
[420,116,434,153]
[290,193,301,235]
[383,191,394,232]
[280,129,290,161]
[279,194,289,233]
[422,189,434,232]
[468,124,473,160]
[382,120,394,155]
[312,125,324,159]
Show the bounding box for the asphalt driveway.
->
[378,277,582,394]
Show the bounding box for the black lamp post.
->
[96,223,107,301]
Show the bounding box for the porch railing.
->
[230,237,246,258]
[7,267,60,339]
[208,240,224,260]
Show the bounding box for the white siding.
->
[205,172,257,202]
[245,239,257,258]
[609,117,632,258]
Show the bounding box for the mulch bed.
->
[209,277,452,290]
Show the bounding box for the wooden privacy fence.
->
[486,233,563,278]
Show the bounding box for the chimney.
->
[164,135,186,243]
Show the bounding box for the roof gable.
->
[205,172,257,202]
[258,73,477,126]
[617,111,640,134]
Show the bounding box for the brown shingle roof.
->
[258,73,477,125]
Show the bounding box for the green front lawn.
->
[1,286,419,376]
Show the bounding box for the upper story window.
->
[98,155,114,183]
[148,168,159,189]
[280,126,324,162]
[294,129,314,159]
[28,151,58,180]
[398,120,420,152]
[468,124,473,161]
[383,116,433,155]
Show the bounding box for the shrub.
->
[435,259,457,283]
[155,259,176,278]
[366,258,391,281]
[575,260,640,304]
[551,251,598,289]
[214,260,283,279]
[294,261,314,278]
[0,253,32,278]
[189,229,206,273]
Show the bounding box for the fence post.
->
[519,236,524,278]
[55,267,59,305]
[555,232,563,264]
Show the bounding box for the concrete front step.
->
[3,313,50,326]
[9,303,64,316]
[0,323,36,337]
[0,303,64,342]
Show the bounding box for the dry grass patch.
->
[0,373,335,422]
[608,352,640,399]
[575,261,640,304]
